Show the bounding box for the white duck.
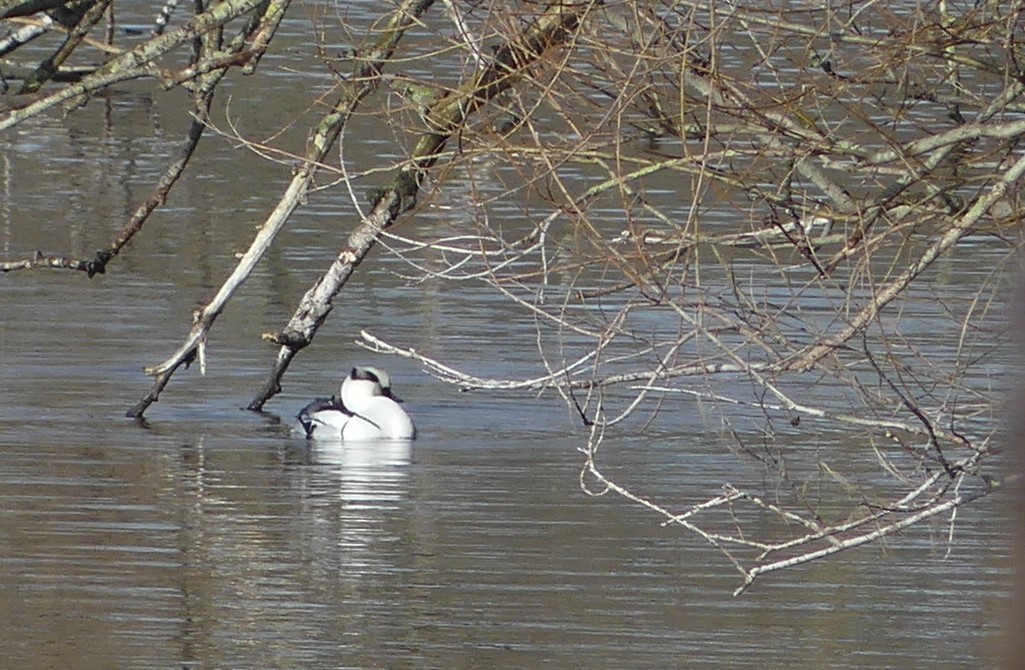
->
[296,366,416,440]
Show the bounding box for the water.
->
[0,2,1018,668]
[0,416,1009,667]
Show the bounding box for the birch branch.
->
[127,0,437,417]
[246,0,598,411]
[732,482,995,596]
[0,0,265,130]
[786,149,1025,373]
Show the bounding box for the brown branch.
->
[246,0,598,411]
[94,105,209,274]
[1,101,207,277]
[0,0,267,131]
[129,0,438,418]
[783,149,1025,376]
[17,0,110,94]
[1,0,276,279]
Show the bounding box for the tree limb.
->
[246,0,599,411]
[129,0,438,417]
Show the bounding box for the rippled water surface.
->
[0,246,1013,668]
[0,413,1010,668]
[0,2,1017,668]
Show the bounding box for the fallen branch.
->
[731,479,995,596]
[0,0,266,130]
[129,0,437,417]
[246,0,598,411]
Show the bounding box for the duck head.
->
[341,366,403,407]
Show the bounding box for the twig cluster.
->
[1,0,1021,591]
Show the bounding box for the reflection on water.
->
[0,136,1014,670]
[0,5,1016,670]
[0,161,1012,665]
[0,408,1012,669]
[296,437,413,469]
[287,438,413,544]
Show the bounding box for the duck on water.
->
[296,366,416,440]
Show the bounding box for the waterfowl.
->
[296,366,416,440]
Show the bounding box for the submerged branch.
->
[246,0,598,411]
[131,0,437,417]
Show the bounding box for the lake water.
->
[0,2,1018,668]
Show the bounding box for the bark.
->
[0,0,266,130]
[129,0,438,417]
[246,0,598,411]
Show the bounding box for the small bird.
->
[296,366,416,440]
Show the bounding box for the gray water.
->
[0,3,1017,668]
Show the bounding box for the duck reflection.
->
[280,437,417,625]
[286,437,413,505]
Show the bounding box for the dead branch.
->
[129,0,438,417]
[246,0,599,411]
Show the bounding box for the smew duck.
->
[296,366,416,440]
